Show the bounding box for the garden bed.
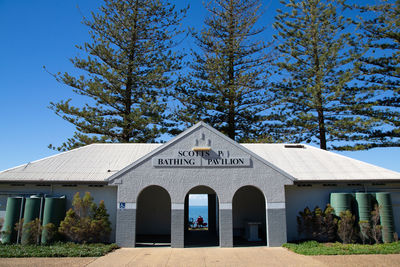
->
[283,241,400,255]
[0,242,118,257]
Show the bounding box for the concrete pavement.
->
[87,247,325,267]
[1,247,400,267]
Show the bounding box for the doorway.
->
[136,185,171,246]
[184,186,219,247]
[232,185,267,246]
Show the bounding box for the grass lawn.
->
[283,241,400,255]
[0,242,118,257]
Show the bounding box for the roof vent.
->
[284,144,305,148]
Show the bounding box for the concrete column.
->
[171,203,185,248]
[267,202,287,247]
[208,194,216,233]
[184,195,189,233]
[219,203,233,247]
[116,204,136,247]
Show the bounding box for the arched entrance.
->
[232,185,267,246]
[184,185,219,247]
[136,185,171,246]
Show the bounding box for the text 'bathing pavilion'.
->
[1,122,400,247]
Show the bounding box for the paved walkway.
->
[88,247,400,267]
[87,247,321,267]
[1,247,400,267]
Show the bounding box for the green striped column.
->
[330,193,352,216]
[376,193,395,243]
[1,197,24,244]
[21,196,42,244]
[41,196,66,244]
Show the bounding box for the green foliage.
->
[0,218,10,241]
[48,0,188,151]
[283,240,400,255]
[338,210,358,244]
[174,0,273,141]
[0,242,118,257]
[91,200,112,243]
[370,204,382,244]
[343,0,400,150]
[42,223,57,244]
[14,218,24,243]
[297,205,337,242]
[271,0,373,150]
[14,218,59,245]
[21,218,42,245]
[359,220,371,244]
[297,207,313,240]
[59,192,111,243]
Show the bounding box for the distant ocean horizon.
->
[189,205,208,224]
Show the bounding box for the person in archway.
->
[197,215,204,228]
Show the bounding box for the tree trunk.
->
[122,1,139,143]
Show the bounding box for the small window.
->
[10,183,25,186]
[297,184,312,187]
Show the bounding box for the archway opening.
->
[136,185,171,246]
[232,185,267,246]
[184,186,219,247]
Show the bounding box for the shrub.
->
[338,210,358,244]
[22,218,42,245]
[42,223,57,244]
[297,207,313,240]
[91,200,112,243]
[359,220,371,244]
[59,192,111,243]
[0,217,10,241]
[297,205,337,242]
[370,204,382,244]
[14,218,24,243]
[314,204,337,242]
[14,218,56,245]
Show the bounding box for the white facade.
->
[0,122,399,246]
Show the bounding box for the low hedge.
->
[283,241,400,255]
[0,242,118,257]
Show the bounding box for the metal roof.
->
[0,143,399,183]
[242,144,400,181]
[0,144,161,182]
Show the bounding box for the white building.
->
[1,122,399,247]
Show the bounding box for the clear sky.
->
[0,0,399,173]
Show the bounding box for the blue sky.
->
[0,0,399,173]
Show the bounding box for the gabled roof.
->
[107,121,295,182]
[243,144,400,181]
[0,124,400,183]
[0,143,161,182]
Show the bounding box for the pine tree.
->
[91,200,112,243]
[174,0,272,141]
[271,0,373,150]
[48,0,187,151]
[344,0,400,150]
